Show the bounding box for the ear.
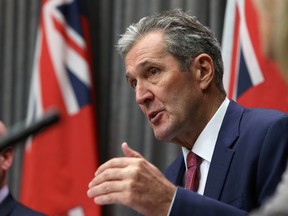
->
[0,148,13,171]
[193,53,214,90]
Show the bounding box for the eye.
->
[149,67,158,76]
[130,80,137,89]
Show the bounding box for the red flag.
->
[222,0,288,112]
[20,0,101,215]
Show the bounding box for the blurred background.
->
[0,0,286,215]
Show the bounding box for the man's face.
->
[125,31,204,144]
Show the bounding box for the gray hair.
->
[117,9,226,94]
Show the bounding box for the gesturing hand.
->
[87,142,176,216]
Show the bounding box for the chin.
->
[153,129,174,142]
[153,133,166,141]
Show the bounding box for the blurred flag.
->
[222,0,288,111]
[20,0,101,215]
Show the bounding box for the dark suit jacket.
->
[0,193,46,216]
[165,101,288,216]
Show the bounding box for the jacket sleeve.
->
[169,187,247,216]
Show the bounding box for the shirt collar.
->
[182,98,230,168]
[0,185,9,204]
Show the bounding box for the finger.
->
[87,180,125,198]
[121,142,143,158]
[89,167,128,188]
[95,156,139,176]
[92,191,131,206]
[94,157,126,176]
[94,143,143,176]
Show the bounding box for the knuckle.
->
[124,191,134,205]
[127,178,140,194]
[106,159,114,168]
[136,158,145,167]
[102,169,111,179]
[129,167,141,180]
[103,184,110,194]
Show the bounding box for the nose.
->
[135,82,153,105]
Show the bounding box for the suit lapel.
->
[204,101,244,199]
[0,193,16,216]
[164,154,186,186]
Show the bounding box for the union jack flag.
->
[222,0,288,111]
[20,0,101,215]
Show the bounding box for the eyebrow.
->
[125,60,152,81]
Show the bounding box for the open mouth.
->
[148,110,163,123]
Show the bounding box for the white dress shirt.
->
[168,98,230,214]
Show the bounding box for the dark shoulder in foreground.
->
[10,202,46,216]
[1,193,46,216]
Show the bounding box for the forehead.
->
[125,31,167,69]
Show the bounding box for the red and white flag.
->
[20,0,101,215]
[222,0,288,111]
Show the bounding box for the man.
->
[87,9,288,215]
[0,122,45,216]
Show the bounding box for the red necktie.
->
[185,151,201,192]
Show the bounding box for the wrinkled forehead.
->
[127,29,167,55]
[125,31,167,61]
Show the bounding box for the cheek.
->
[166,88,194,120]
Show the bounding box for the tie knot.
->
[187,152,201,169]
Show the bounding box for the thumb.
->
[121,142,143,158]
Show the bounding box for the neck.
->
[173,93,226,149]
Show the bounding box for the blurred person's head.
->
[0,122,13,189]
[254,0,288,80]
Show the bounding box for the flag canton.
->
[57,0,86,38]
[237,47,253,98]
[44,0,92,115]
[66,66,91,109]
